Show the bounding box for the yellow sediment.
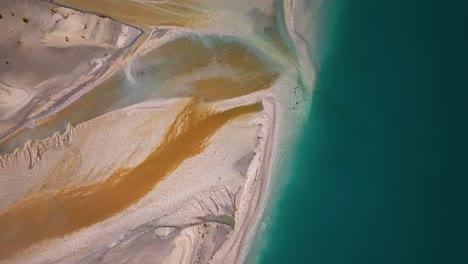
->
[192,75,275,100]
[143,37,279,100]
[52,0,206,30]
[0,101,263,260]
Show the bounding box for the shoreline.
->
[209,96,278,264]
[245,0,319,261]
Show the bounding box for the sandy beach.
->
[0,0,314,263]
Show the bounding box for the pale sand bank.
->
[0,0,315,263]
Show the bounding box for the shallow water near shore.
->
[258,0,468,263]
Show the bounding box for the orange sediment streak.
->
[0,101,262,260]
[52,0,205,30]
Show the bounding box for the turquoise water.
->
[259,1,467,263]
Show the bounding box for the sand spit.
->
[284,0,320,91]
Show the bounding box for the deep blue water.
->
[259,1,468,263]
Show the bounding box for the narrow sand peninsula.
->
[0,0,315,263]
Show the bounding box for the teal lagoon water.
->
[259,0,467,263]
